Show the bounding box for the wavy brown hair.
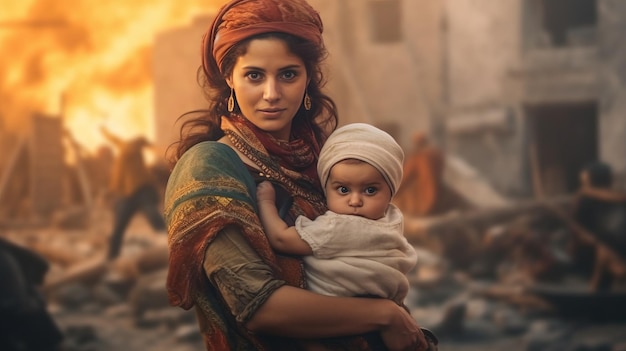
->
[166,32,338,167]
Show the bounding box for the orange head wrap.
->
[202,0,324,77]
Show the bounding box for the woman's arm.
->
[204,226,426,351]
[247,285,425,351]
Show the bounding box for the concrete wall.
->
[446,0,521,107]
[153,15,212,158]
[443,0,530,196]
[444,0,626,196]
[598,0,626,176]
[313,0,443,149]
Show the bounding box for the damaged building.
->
[316,0,626,199]
[0,115,67,223]
[441,0,625,198]
[154,0,626,202]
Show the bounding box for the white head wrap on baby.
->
[317,123,404,197]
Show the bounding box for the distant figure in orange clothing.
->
[395,132,445,217]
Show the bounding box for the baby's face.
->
[324,160,392,220]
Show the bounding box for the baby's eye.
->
[365,187,377,195]
[337,186,349,194]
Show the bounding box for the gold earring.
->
[304,91,312,111]
[228,88,235,112]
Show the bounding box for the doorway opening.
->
[526,101,598,196]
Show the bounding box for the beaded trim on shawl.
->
[222,115,327,217]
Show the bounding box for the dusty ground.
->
[51,305,626,351]
[4,202,626,351]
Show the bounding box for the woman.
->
[164,0,427,350]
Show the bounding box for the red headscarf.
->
[202,0,324,77]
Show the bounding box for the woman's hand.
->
[380,302,428,351]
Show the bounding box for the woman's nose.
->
[263,79,281,101]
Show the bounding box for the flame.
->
[0,0,227,153]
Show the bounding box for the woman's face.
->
[227,37,308,141]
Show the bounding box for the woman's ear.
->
[225,76,233,89]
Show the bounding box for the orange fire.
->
[0,0,227,153]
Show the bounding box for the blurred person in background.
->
[395,132,445,217]
[101,126,166,260]
[571,161,626,291]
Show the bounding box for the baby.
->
[257,123,417,305]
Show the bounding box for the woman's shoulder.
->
[184,140,235,159]
[165,140,256,203]
[170,141,248,181]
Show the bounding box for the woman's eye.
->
[246,72,262,81]
[337,186,349,194]
[281,70,297,80]
[365,187,377,195]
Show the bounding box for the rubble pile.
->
[1,195,626,351]
[405,197,626,350]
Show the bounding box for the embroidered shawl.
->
[165,115,330,349]
[165,115,377,350]
[165,141,280,350]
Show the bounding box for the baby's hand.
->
[256,181,276,204]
